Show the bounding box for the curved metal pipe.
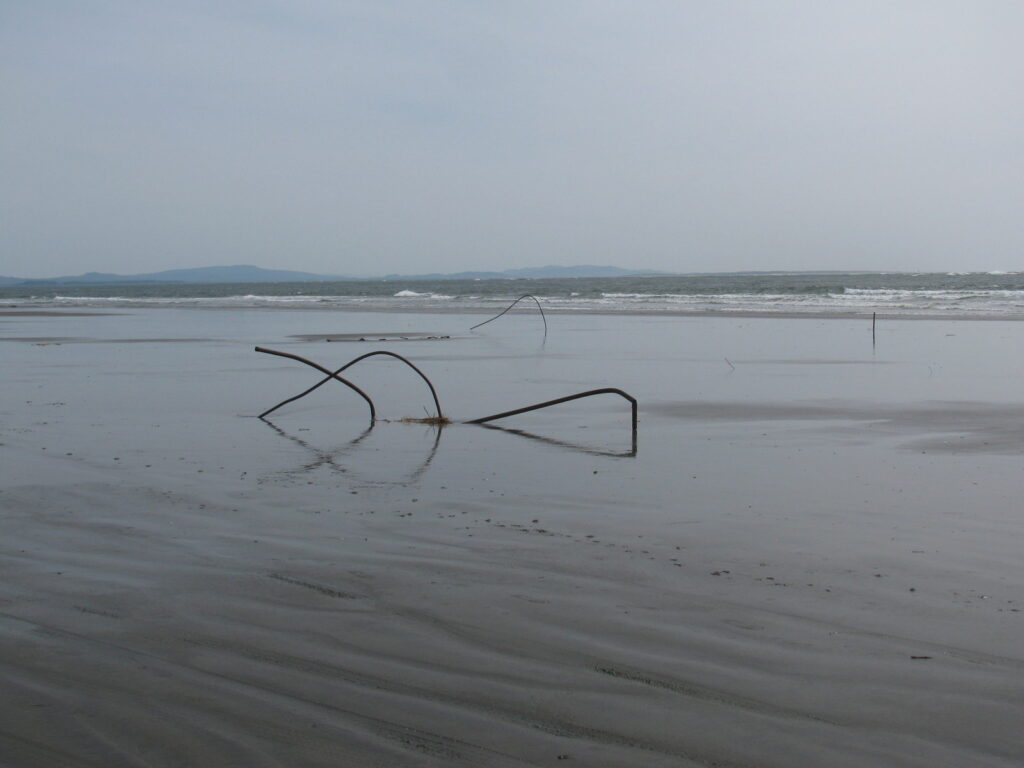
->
[470,294,547,335]
[331,350,444,421]
[255,348,443,421]
[467,387,637,436]
[255,346,376,422]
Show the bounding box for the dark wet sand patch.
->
[0,310,123,316]
[98,338,219,343]
[649,399,1024,423]
[648,400,1024,454]
[739,358,896,365]
[2,337,84,343]
[2,337,217,344]
[289,332,454,342]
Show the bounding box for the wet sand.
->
[1,308,1022,766]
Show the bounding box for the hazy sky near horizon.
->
[3,1,1023,278]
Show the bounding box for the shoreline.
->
[5,305,1024,322]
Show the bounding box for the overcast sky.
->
[2,1,1022,277]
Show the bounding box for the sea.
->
[4,271,1024,318]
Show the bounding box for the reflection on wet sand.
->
[475,422,637,458]
[260,419,443,484]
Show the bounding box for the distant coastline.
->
[6,263,1016,288]
[0,264,661,287]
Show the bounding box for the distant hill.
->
[3,264,661,285]
[380,265,659,280]
[13,265,342,285]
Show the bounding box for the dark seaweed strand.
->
[470,294,547,335]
